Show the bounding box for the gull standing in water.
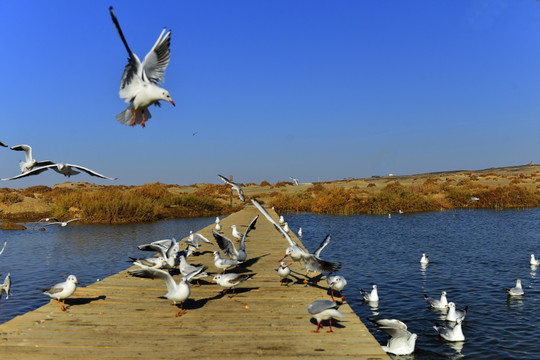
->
[218,174,245,202]
[505,279,524,296]
[0,273,12,300]
[109,7,175,127]
[530,254,540,266]
[424,291,448,309]
[252,199,340,278]
[446,302,468,322]
[42,275,79,311]
[368,318,418,356]
[361,285,379,302]
[308,300,346,333]
[434,319,465,341]
[420,253,429,265]
[9,144,54,173]
[2,162,117,181]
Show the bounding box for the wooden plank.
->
[0,206,389,360]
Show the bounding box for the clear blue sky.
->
[1,0,539,188]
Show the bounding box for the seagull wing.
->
[313,234,332,258]
[368,317,408,330]
[1,164,55,180]
[251,199,297,246]
[64,164,117,180]
[0,241,6,256]
[184,266,208,283]
[141,28,171,85]
[217,174,233,186]
[192,233,212,245]
[137,268,177,293]
[10,144,32,162]
[213,230,238,258]
[303,254,341,273]
[239,215,259,251]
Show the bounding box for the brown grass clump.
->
[259,180,271,187]
[0,192,23,205]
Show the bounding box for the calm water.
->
[286,209,540,360]
[1,210,538,359]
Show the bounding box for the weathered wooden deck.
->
[0,206,389,359]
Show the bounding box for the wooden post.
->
[229,175,233,207]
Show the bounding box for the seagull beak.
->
[278,254,288,262]
[169,100,176,107]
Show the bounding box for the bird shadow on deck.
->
[65,295,107,307]
[309,318,346,330]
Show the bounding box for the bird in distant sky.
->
[109,6,175,127]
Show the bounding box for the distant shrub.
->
[0,192,23,205]
[259,180,271,187]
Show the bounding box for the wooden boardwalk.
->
[0,206,389,360]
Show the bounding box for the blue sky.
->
[1,1,539,188]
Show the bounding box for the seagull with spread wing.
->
[109,6,175,127]
[213,215,258,262]
[1,162,117,181]
[10,144,55,173]
[218,174,245,202]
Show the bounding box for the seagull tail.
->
[116,105,152,127]
[18,161,26,173]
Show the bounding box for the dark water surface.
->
[285,209,540,360]
[1,209,539,359]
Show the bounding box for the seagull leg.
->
[57,299,66,311]
[312,321,322,333]
[331,290,335,302]
[327,319,334,333]
[228,288,237,298]
[179,303,186,315]
[131,109,137,126]
[141,112,146,128]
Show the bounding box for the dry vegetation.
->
[1,164,540,224]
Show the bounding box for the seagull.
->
[361,284,379,302]
[213,215,258,262]
[326,275,347,301]
[434,319,465,342]
[420,253,429,265]
[133,266,206,317]
[279,215,285,224]
[215,217,221,224]
[252,199,340,276]
[178,251,208,285]
[283,222,290,233]
[530,254,540,266]
[0,141,7,147]
[185,231,212,253]
[231,225,243,240]
[109,6,175,127]
[368,317,418,356]
[505,279,524,296]
[10,144,55,173]
[289,177,299,186]
[2,162,117,181]
[130,256,167,270]
[43,218,84,227]
[308,300,346,333]
[466,196,480,205]
[0,273,12,300]
[298,227,303,237]
[41,275,79,311]
[0,241,6,256]
[38,217,60,223]
[212,251,242,274]
[446,302,468,322]
[218,174,245,201]
[276,261,292,286]
[212,273,254,297]
[424,291,448,309]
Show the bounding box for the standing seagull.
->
[218,174,245,201]
[212,273,254,298]
[505,279,524,296]
[109,6,175,127]
[10,144,54,173]
[368,318,418,356]
[308,300,346,333]
[276,261,292,286]
[0,273,12,300]
[42,275,79,311]
[1,162,117,181]
[212,251,242,274]
[326,275,347,301]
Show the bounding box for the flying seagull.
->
[10,144,55,173]
[218,174,245,201]
[109,6,175,127]
[0,141,7,147]
[289,177,299,186]
[2,162,117,181]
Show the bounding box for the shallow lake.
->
[1,209,538,359]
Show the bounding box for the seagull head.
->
[161,90,175,106]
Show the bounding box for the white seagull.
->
[368,317,418,356]
[298,227,303,237]
[276,261,292,286]
[178,251,208,285]
[279,215,285,224]
[109,6,175,127]
[43,218,84,227]
[446,302,468,322]
[361,284,379,302]
[420,253,429,265]
[137,238,179,269]
[530,254,540,266]
[308,300,346,333]
[10,144,54,173]
[283,222,290,233]
[0,273,12,300]
[326,275,347,301]
[424,291,448,309]
[289,177,299,186]
[218,174,245,201]
[0,241,6,256]
[42,275,79,311]
[184,231,212,253]
[133,266,206,317]
[434,319,465,342]
[231,225,243,240]
[213,215,258,262]
[212,251,242,274]
[252,199,340,275]
[505,279,524,296]
[215,222,222,232]
[212,273,254,297]
[2,162,117,181]
[130,256,167,270]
